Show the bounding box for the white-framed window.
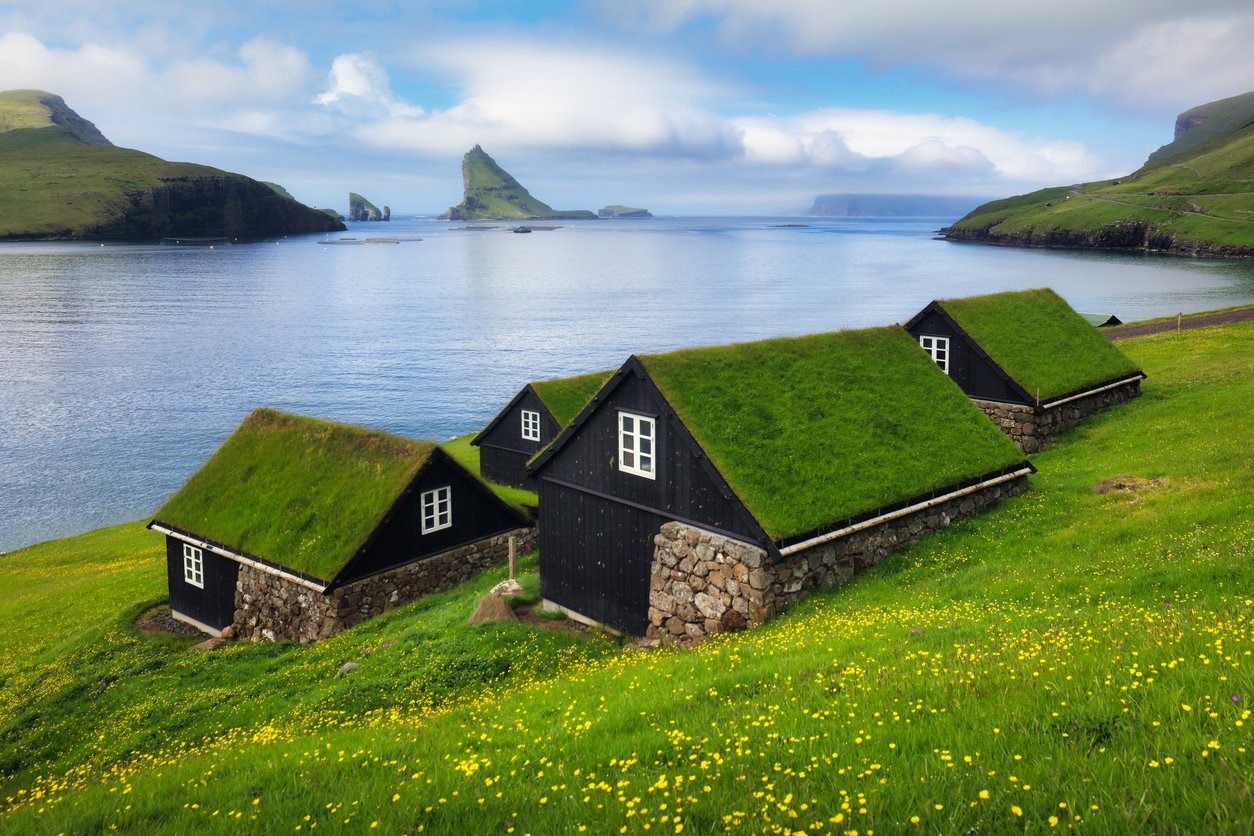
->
[421,485,452,534]
[919,335,950,374]
[618,411,656,479]
[521,409,541,441]
[182,543,204,588]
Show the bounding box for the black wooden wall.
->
[335,454,525,584]
[538,481,668,635]
[479,446,533,490]
[907,310,1025,405]
[165,536,239,632]
[535,367,764,635]
[477,387,562,487]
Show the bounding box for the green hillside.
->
[1,318,1250,832]
[944,92,1254,257]
[440,145,596,220]
[0,89,343,240]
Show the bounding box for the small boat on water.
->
[512,226,532,233]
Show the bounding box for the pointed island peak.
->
[440,145,596,221]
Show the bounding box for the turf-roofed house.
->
[149,409,531,642]
[527,327,1034,644]
[471,370,614,488]
[905,288,1146,453]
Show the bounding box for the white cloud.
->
[603,1,1254,111]
[315,53,423,118]
[731,109,1100,183]
[166,38,314,104]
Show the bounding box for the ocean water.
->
[2,216,1252,552]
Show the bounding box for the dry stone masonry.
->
[647,475,1028,646]
[234,527,534,643]
[975,378,1141,453]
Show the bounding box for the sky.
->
[1,1,1252,215]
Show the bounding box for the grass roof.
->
[531,370,615,427]
[640,327,1026,541]
[154,409,433,581]
[938,289,1141,401]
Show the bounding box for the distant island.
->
[942,90,1254,258]
[440,145,596,221]
[809,194,984,218]
[599,205,652,219]
[349,193,389,221]
[0,89,344,241]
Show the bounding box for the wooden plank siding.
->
[332,451,527,586]
[165,535,239,631]
[534,364,767,635]
[538,482,668,635]
[475,387,561,487]
[907,309,1027,405]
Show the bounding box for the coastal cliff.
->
[942,91,1254,258]
[348,193,389,221]
[0,89,344,241]
[440,145,595,221]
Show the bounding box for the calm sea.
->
[2,216,1253,552]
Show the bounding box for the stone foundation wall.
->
[975,378,1141,453]
[234,527,535,643]
[647,476,1028,646]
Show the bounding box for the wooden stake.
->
[1177,312,1182,333]
[508,535,517,580]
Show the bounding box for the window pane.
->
[640,437,651,455]
[640,420,652,438]
[622,415,633,433]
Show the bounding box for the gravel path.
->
[1105,305,1254,340]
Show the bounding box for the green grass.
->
[0,89,340,240]
[440,433,538,510]
[939,288,1142,401]
[1,321,1251,833]
[441,145,596,221]
[155,409,433,581]
[530,370,615,427]
[1146,91,1254,165]
[641,327,1026,540]
[947,106,1254,255]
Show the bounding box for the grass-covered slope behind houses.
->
[941,288,1142,401]
[640,327,1026,539]
[440,145,596,220]
[0,89,343,240]
[154,409,432,580]
[944,91,1254,257]
[0,320,1250,834]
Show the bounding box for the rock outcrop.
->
[598,205,653,218]
[348,193,389,221]
[440,145,596,221]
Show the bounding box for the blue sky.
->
[2,0,1252,214]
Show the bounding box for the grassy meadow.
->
[1,321,1251,833]
[947,117,1254,254]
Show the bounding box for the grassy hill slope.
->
[440,145,596,221]
[944,93,1254,257]
[1,321,1251,832]
[0,90,343,240]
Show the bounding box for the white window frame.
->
[520,409,541,441]
[618,411,657,480]
[919,335,950,374]
[421,485,453,534]
[182,543,204,588]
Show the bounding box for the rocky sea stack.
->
[0,89,344,241]
[440,145,595,221]
[348,193,389,221]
